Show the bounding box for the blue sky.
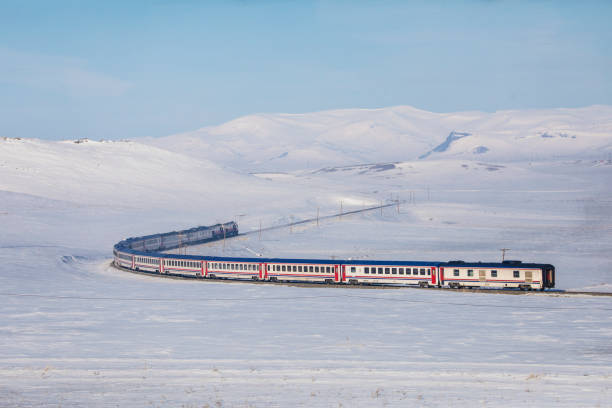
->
[1,1,611,140]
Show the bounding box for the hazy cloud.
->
[0,47,131,97]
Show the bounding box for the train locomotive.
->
[113,222,555,291]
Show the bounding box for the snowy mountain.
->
[144,105,612,171]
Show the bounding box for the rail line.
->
[111,263,612,298]
[113,203,610,297]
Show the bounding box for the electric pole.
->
[500,248,510,262]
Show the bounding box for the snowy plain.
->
[1,105,611,406]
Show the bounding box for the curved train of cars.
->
[113,222,556,291]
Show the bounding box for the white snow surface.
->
[1,105,612,406]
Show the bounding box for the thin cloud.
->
[0,47,131,97]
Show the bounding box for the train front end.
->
[541,264,555,289]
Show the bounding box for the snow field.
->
[1,105,611,406]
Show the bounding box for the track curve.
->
[111,207,611,297]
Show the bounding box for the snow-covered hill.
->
[145,105,612,171]
[0,137,276,210]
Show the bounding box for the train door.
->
[431,267,436,285]
[203,261,207,277]
[439,267,444,287]
[525,271,533,283]
[479,270,486,282]
[341,265,346,282]
[259,263,265,280]
[160,259,164,274]
[334,265,345,283]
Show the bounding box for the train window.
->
[364,267,369,274]
[491,270,498,277]
[420,268,425,275]
[296,265,301,272]
[326,267,331,273]
[392,268,397,274]
[281,265,285,272]
[467,270,473,277]
[399,268,404,275]
[291,266,295,272]
[267,265,270,271]
[384,268,389,274]
[314,266,319,273]
[427,270,431,276]
[412,268,418,274]
[309,266,314,272]
[453,269,460,276]
[351,267,356,273]
[514,271,520,278]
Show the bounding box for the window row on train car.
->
[166,259,200,268]
[269,264,333,274]
[135,256,158,265]
[451,269,528,278]
[210,262,258,271]
[116,252,132,261]
[355,266,431,276]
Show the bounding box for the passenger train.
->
[113,222,555,291]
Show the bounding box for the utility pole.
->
[316,207,320,227]
[500,248,510,262]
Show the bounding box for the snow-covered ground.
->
[1,106,611,406]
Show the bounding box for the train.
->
[113,222,555,291]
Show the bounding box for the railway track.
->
[111,263,612,297]
[116,203,611,297]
